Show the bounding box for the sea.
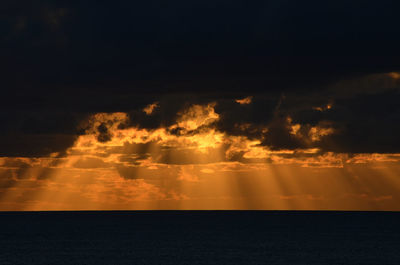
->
[0,211,399,264]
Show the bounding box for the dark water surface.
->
[0,211,399,264]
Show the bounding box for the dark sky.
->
[1,0,400,156]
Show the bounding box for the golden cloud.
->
[235,96,253,105]
[143,102,159,115]
[2,101,400,211]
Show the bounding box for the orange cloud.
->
[178,166,200,182]
[2,101,400,211]
[175,102,219,131]
[235,96,252,105]
[388,72,400,79]
[313,103,333,112]
[143,102,159,115]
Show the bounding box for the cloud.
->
[2,1,400,211]
[174,102,219,131]
[388,72,400,79]
[178,167,199,182]
[116,165,174,180]
[235,96,252,105]
[0,133,78,157]
[143,102,159,115]
[1,0,399,157]
[0,169,17,189]
[72,157,111,169]
[1,72,399,160]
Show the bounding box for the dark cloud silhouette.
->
[0,133,78,157]
[96,123,112,143]
[1,0,400,157]
[0,111,86,157]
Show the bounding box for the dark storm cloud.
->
[260,82,400,153]
[0,110,87,157]
[96,123,112,143]
[2,0,399,97]
[316,92,400,153]
[214,95,278,139]
[0,133,78,157]
[1,0,400,157]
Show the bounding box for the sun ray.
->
[2,99,400,211]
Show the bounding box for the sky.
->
[1,1,400,210]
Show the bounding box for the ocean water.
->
[0,211,399,265]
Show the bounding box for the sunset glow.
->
[2,83,400,210]
[2,3,400,265]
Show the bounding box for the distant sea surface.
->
[0,211,399,265]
